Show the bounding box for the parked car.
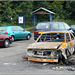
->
[0,26,32,41]
[0,33,12,48]
[70,25,75,33]
[34,21,73,40]
[24,31,75,64]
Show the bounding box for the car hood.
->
[28,42,63,49]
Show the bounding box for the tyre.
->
[73,47,75,54]
[4,39,10,48]
[73,50,75,54]
[26,34,31,40]
[58,51,63,64]
[11,36,15,41]
[64,50,69,65]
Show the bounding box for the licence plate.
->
[39,32,44,34]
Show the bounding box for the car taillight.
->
[9,36,12,39]
[34,32,38,34]
[5,32,8,34]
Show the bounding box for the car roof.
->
[38,21,65,24]
[41,31,71,34]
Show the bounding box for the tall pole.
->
[24,15,25,31]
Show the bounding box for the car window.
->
[66,33,70,42]
[59,23,65,30]
[36,23,50,30]
[70,33,74,40]
[64,23,70,30]
[0,27,7,31]
[12,27,18,31]
[37,33,65,42]
[52,23,59,30]
[71,25,75,29]
[18,26,23,31]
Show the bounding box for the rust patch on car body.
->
[26,31,75,63]
[28,42,62,49]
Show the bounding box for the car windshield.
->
[37,33,65,42]
[36,23,50,30]
[0,27,7,31]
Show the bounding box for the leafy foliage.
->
[0,1,75,25]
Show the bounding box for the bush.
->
[54,19,75,25]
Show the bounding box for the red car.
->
[0,33,12,48]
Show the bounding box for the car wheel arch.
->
[26,34,31,40]
[11,35,15,37]
[28,34,31,36]
[11,35,15,41]
[4,38,10,43]
[58,50,69,64]
[58,49,67,60]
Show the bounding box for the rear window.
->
[18,26,23,31]
[12,27,18,31]
[52,23,59,30]
[0,27,7,31]
[59,23,65,30]
[36,23,50,30]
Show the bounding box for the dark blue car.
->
[34,21,73,40]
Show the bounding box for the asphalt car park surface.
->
[0,33,75,74]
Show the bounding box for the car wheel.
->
[73,47,75,54]
[11,36,15,41]
[58,51,63,64]
[26,34,30,40]
[64,50,69,65]
[4,39,10,48]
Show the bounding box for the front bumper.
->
[28,57,58,62]
[0,40,4,46]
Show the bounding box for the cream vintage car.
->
[23,31,75,64]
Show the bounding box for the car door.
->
[58,23,65,31]
[11,27,19,39]
[69,33,75,54]
[66,33,74,54]
[17,26,26,38]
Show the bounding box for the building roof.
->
[31,7,55,14]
